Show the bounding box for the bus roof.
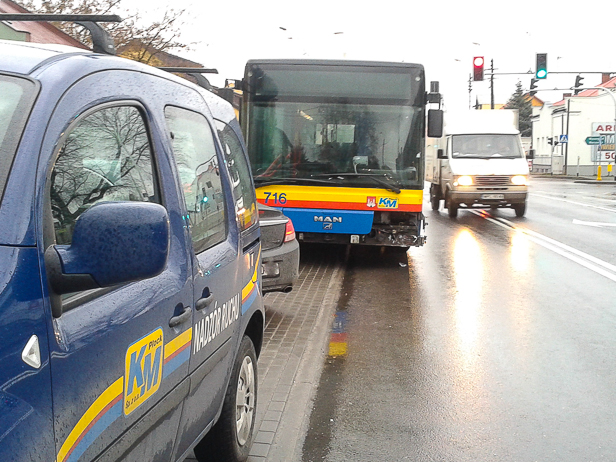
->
[245,59,424,71]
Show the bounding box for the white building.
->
[531,75,616,176]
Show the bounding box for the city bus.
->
[241,59,442,248]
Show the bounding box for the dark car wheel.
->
[194,336,258,462]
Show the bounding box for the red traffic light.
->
[473,56,484,81]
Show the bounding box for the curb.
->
[266,261,345,462]
[573,179,616,185]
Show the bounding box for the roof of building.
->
[117,39,203,68]
[0,0,88,48]
[575,76,616,96]
[552,76,616,106]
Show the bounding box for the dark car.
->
[259,204,300,293]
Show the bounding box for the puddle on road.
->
[328,310,348,357]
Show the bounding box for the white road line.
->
[469,210,616,283]
[530,192,616,213]
[572,219,616,228]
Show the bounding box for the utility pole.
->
[490,59,495,109]
[468,74,472,109]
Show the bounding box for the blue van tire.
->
[194,336,258,462]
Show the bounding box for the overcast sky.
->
[124,0,615,111]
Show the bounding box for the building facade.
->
[531,75,616,176]
[0,0,88,48]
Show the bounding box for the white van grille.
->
[475,176,510,186]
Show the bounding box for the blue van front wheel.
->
[194,336,258,462]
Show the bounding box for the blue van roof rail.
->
[0,14,121,55]
[158,67,219,91]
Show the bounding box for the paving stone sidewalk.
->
[249,248,345,462]
[185,246,345,462]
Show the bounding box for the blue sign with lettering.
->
[280,208,374,234]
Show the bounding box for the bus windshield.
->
[244,62,425,189]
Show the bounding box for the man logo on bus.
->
[314,216,342,223]
[378,197,398,209]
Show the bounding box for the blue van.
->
[0,37,264,462]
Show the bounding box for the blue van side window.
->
[165,106,227,254]
[215,120,258,232]
[50,105,156,245]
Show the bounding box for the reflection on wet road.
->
[302,180,616,461]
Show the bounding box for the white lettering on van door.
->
[193,293,240,355]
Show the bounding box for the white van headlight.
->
[511,175,527,185]
[454,175,473,186]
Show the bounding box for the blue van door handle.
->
[196,293,214,311]
[169,305,192,328]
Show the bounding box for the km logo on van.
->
[124,328,164,415]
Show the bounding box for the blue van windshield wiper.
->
[311,173,401,194]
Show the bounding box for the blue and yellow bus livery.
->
[241,59,442,248]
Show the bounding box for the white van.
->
[426,110,529,218]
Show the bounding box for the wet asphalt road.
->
[302,178,616,461]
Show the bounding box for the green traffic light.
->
[536,69,547,79]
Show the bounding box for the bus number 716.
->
[263,192,287,205]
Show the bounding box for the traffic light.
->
[473,56,484,81]
[530,78,538,97]
[574,75,584,95]
[536,53,547,79]
[547,137,553,145]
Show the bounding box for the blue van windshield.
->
[0,75,37,204]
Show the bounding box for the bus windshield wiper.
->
[311,173,401,194]
[254,177,341,187]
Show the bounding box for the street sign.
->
[586,136,602,145]
[559,135,568,143]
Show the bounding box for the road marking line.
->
[572,219,616,228]
[530,192,616,213]
[469,210,616,283]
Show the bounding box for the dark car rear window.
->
[0,75,38,205]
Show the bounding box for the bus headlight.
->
[511,175,527,185]
[454,175,473,186]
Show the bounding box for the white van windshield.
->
[451,134,523,159]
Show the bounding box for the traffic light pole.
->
[490,59,495,109]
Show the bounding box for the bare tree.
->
[17,0,189,64]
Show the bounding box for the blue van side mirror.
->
[45,202,170,299]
